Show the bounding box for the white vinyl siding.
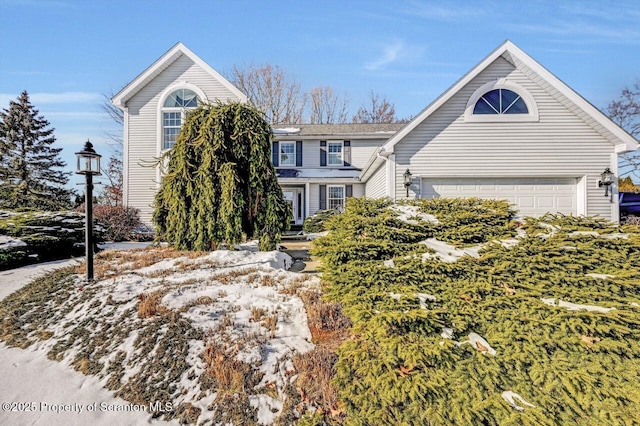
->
[394,56,614,220]
[366,163,387,199]
[125,54,243,223]
[289,139,385,168]
[421,178,576,217]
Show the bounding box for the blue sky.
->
[1,0,639,187]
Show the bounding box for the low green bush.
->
[0,210,105,270]
[312,198,640,425]
[303,209,338,233]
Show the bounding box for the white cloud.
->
[364,40,409,71]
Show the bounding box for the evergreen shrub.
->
[312,198,640,425]
[302,209,338,233]
[0,210,105,269]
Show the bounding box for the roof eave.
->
[111,42,247,109]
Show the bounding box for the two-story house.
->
[112,41,637,225]
[272,124,403,225]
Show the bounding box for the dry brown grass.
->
[137,290,170,318]
[293,347,344,419]
[286,288,352,422]
[76,247,211,280]
[300,290,351,348]
[202,341,262,396]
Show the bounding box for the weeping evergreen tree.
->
[153,102,290,251]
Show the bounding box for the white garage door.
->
[421,178,577,217]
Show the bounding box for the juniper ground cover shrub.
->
[312,198,640,425]
[0,210,105,269]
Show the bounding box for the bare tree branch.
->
[309,86,350,124]
[607,80,640,179]
[352,91,398,124]
[230,63,306,124]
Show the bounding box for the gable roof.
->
[112,42,247,108]
[379,40,638,155]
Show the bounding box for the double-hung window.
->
[161,89,199,150]
[280,142,296,167]
[327,185,345,210]
[328,141,343,166]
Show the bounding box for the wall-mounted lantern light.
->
[403,168,412,197]
[598,167,614,203]
[75,140,102,282]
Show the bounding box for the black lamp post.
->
[403,168,412,197]
[598,167,614,203]
[75,140,101,282]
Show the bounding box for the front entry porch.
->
[282,186,305,226]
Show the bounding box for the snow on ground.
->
[0,245,319,425]
[0,258,80,301]
[0,235,27,251]
[0,258,173,426]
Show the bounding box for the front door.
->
[282,188,304,225]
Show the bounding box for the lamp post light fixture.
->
[75,140,101,282]
[598,167,614,203]
[403,168,412,197]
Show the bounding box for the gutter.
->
[359,147,391,182]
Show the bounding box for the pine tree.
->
[153,102,290,251]
[0,91,73,210]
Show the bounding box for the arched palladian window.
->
[465,79,538,122]
[473,88,528,115]
[161,88,200,150]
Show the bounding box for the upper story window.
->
[464,79,538,123]
[328,141,343,166]
[161,88,200,150]
[473,89,528,115]
[280,142,296,166]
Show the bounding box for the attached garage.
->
[421,178,577,217]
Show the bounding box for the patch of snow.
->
[501,390,535,411]
[417,293,436,309]
[601,233,629,240]
[390,204,440,225]
[420,238,482,263]
[383,259,395,268]
[499,239,520,249]
[585,273,616,280]
[457,332,496,356]
[0,235,27,250]
[306,231,328,241]
[250,394,283,425]
[630,302,639,307]
[272,127,300,134]
[540,298,615,313]
[441,327,454,339]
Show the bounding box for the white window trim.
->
[156,82,207,186]
[464,79,539,123]
[327,185,345,210]
[279,141,296,167]
[157,82,207,154]
[328,140,344,166]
